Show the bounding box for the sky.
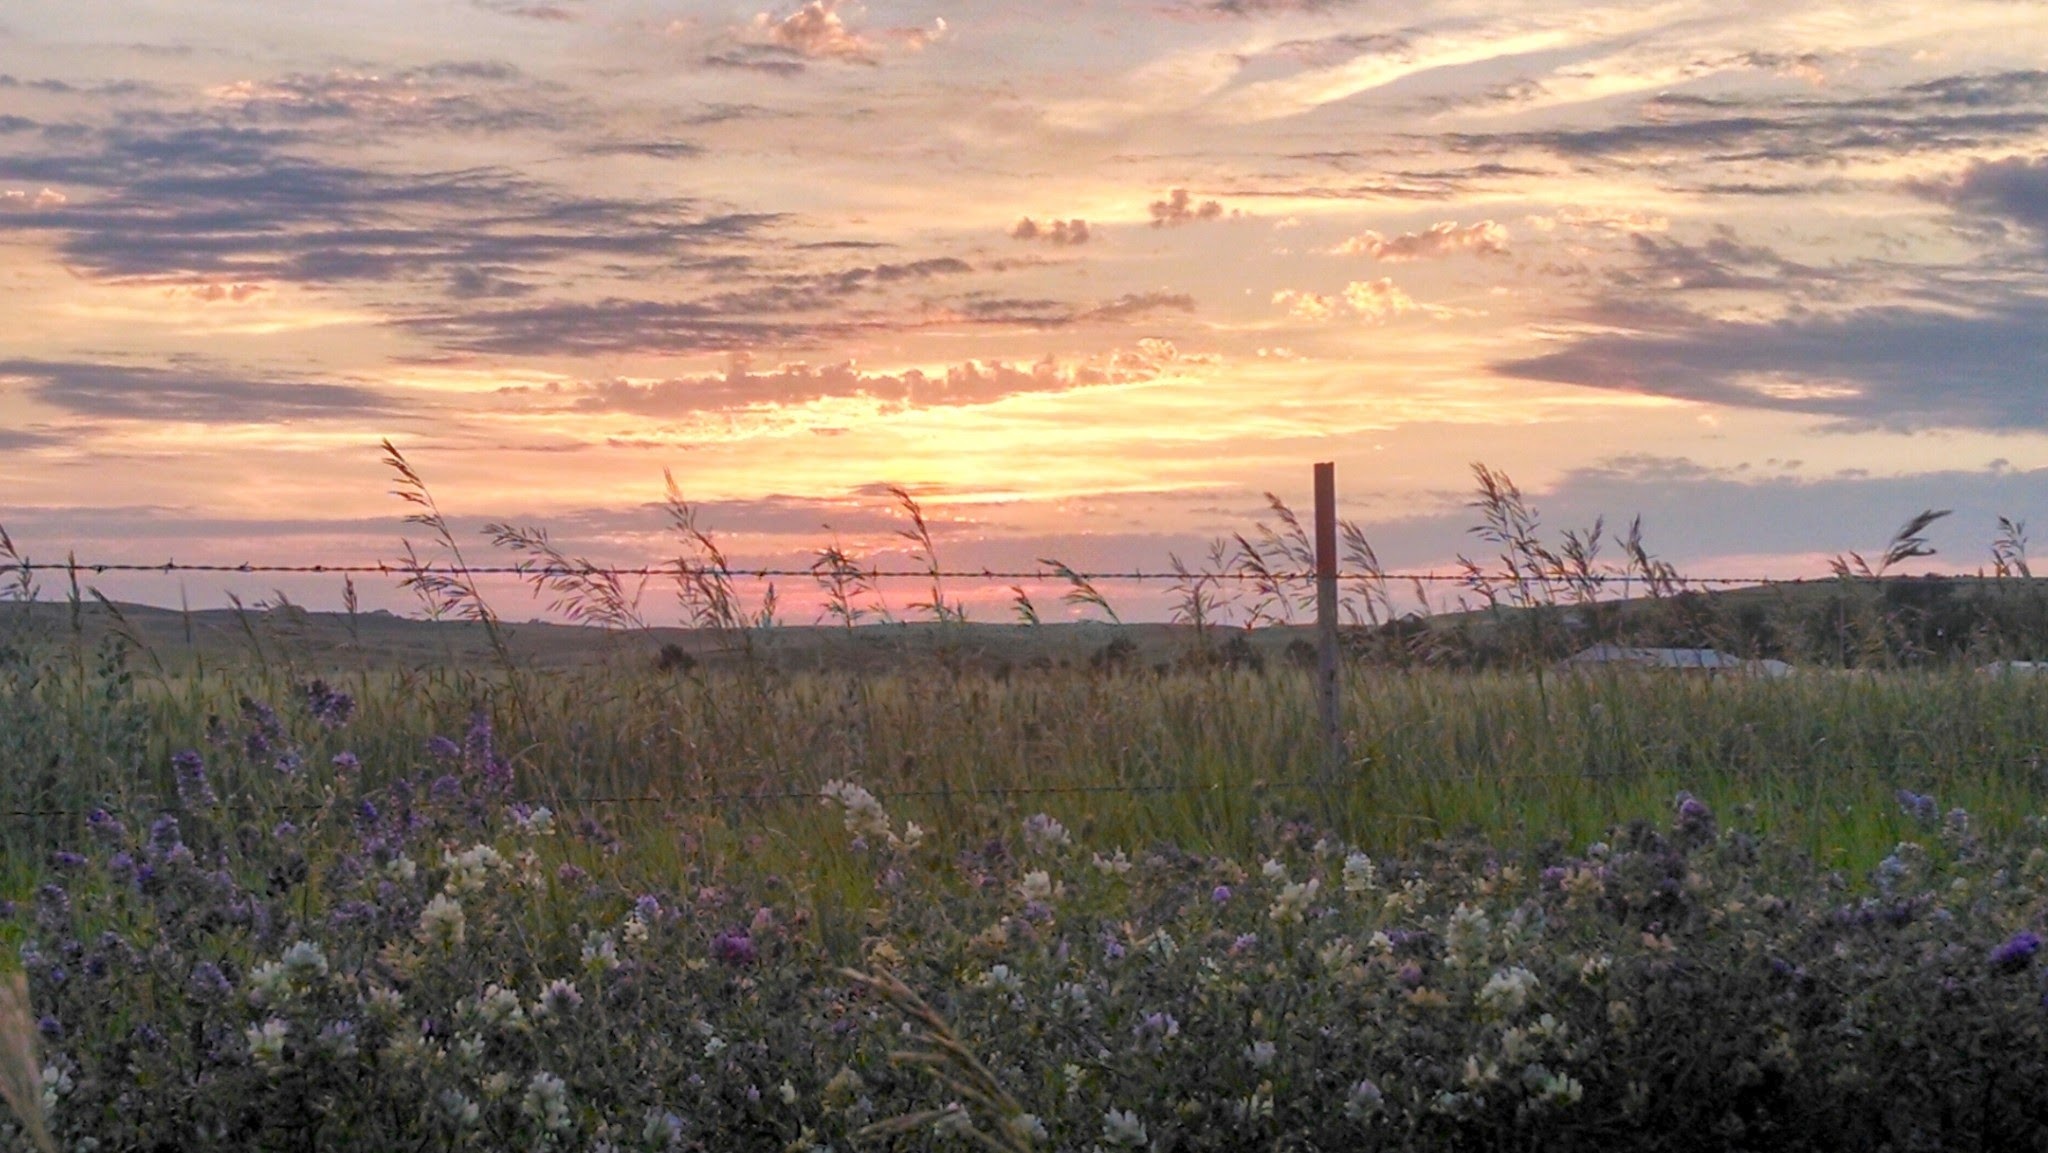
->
[1,0,2046,623]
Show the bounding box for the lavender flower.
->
[172,749,216,807]
[1897,790,1938,825]
[1211,885,1233,904]
[710,930,757,966]
[1990,932,2041,975]
[425,735,461,761]
[86,809,127,844]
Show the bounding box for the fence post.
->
[1314,462,1342,780]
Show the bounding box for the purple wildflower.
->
[1211,885,1233,904]
[710,930,757,966]
[148,814,182,854]
[37,1016,60,1040]
[331,751,360,772]
[49,851,86,870]
[1990,932,2041,975]
[86,809,127,844]
[189,961,232,1001]
[1229,934,1258,956]
[425,735,461,762]
[636,895,664,923]
[171,750,216,807]
[302,680,356,728]
[1675,791,1714,836]
[1896,790,1938,825]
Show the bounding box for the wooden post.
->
[1314,462,1342,778]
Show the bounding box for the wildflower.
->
[1261,858,1287,881]
[1896,789,1939,825]
[710,930,757,967]
[1445,902,1492,968]
[513,804,556,835]
[1004,1113,1049,1145]
[1093,849,1133,875]
[281,940,329,983]
[1244,1040,1277,1068]
[643,1109,684,1146]
[476,983,527,1030]
[1269,878,1319,926]
[1102,1108,1148,1148]
[246,962,292,1005]
[1018,870,1057,904]
[821,779,894,842]
[1674,791,1714,837]
[1342,851,1377,893]
[171,749,216,807]
[39,1064,72,1114]
[1990,931,2041,974]
[980,964,1023,993]
[1480,966,1541,1016]
[416,894,467,949]
[622,914,650,946]
[523,1071,572,1134]
[384,854,418,883]
[317,1020,359,1059]
[439,1089,481,1127]
[86,809,126,844]
[777,1080,798,1105]
[1346,1078,1384,1118]
[1133,1011,1179,1046]
[246,1018,289,1072]
[426,735,462,761]
[189,961,231,1001]
[331,751,360,772]
[1211,884,1232,904]
[582,930,621,972]
[1525,1065,1584,1106]
[1229,933,1258,956]
[1023,813,1071,853]
[443,844,505,896]
[536,978,582,1017]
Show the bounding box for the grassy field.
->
[9,598,2048,1148]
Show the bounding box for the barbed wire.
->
[0,558,1820,586]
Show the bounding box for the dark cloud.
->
[1606,231,1832,294]
[1193,0,1364,14]
[702,47,808,77]
[0,75,160,98]
[0,118,777,293]
[1494,298,2048,432]
[1149,188,1223,227]
[1914,154,2048,241]
[1010,217,1090,245]
[1079,292,1196,322]
[0,115,35,134]
[581,139,704,160]
[0,358,397,423]
[473,0,583,20]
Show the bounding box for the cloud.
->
[1010,217,1091,246]
[0,186,64,211]
[1913,154,2048,242]
[1076,292,1196,323]
[1149,188,1223,227]
[1273,278,1423,322]
[1494,298,2048,432]
[204,65,559,135]
[473,0,583,20]
[741,0,947,69]
[0,358,397,423]
[0,118,779,299]
[1334,219,1507,260]
[503,340,1208,417]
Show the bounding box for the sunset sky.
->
[2,1,2046,622]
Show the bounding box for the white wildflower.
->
[1244,1040,1277,1068]
[980,963,1024,993]
[1445,902,1491,968]
[245,961,292,1006]
[581,930,620,973]
[777,1080,798,1105]
[1342,851,1377,893]
[513,805,556,835]
[1092,849,1132,875]
[438,1088,480,1127]
[384,854,417,883]
[1345,1078,1384,1118]
[621,914,650,947]
[481,1071,513,1099]
[1018,870,1057,904]
[1479,965,1540,1016]
[1269,878,1319,926]
[476,983,526,1030]
[280,940,328,983]
[416,894,467,949]
[245,1018,289,1072]
[1004,1113,1048,1145]
[522,1071,572,1135]
[443,844,506,896]
[1261,858,1287,881]
[1102,1108,1148,1147]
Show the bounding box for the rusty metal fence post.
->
[1313,462,1343,780]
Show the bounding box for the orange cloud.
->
[1335,220,1508,260]
[1149,188,1223,228]
[1011,217,1092,245]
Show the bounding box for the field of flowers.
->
[6,653,2048,1151]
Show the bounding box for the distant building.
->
[1562,645,1792,677]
